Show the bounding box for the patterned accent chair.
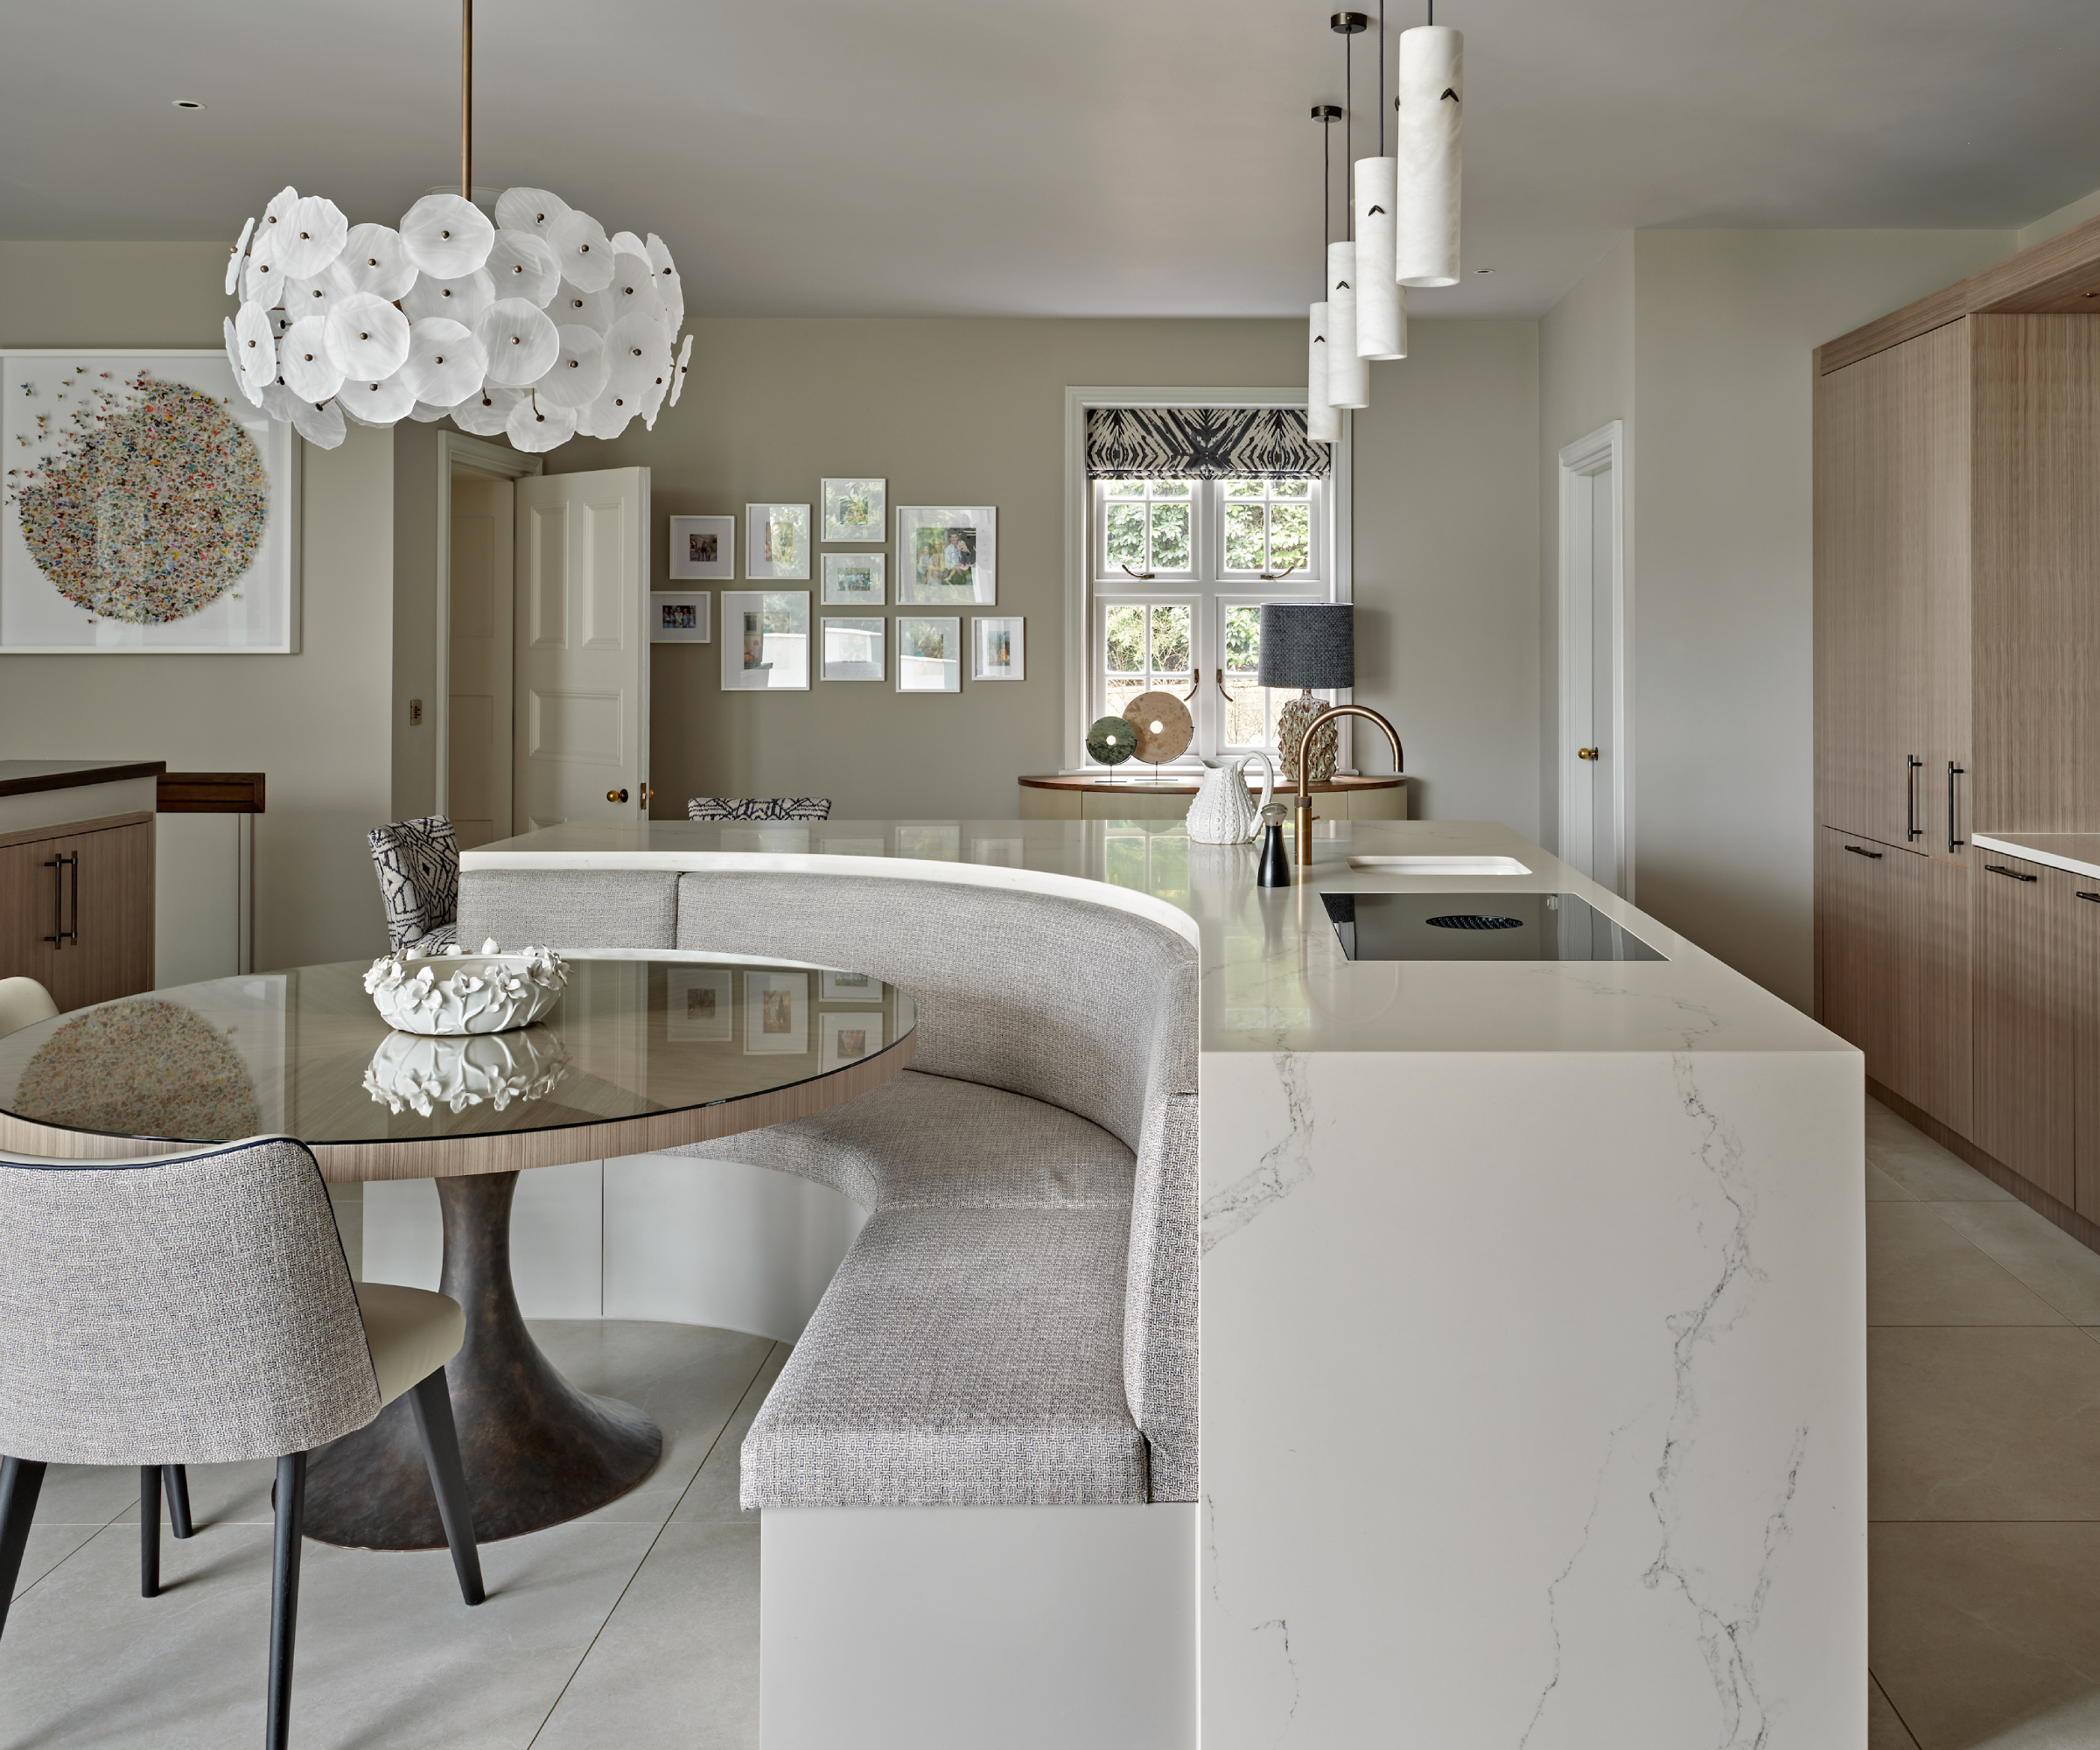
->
[0,1135,484,1750]
[687,797,832,822]
[368,816,461,954]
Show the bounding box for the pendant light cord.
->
[1344,29,1354,242]
[460,0,473,200]
[1379,2,1386,156]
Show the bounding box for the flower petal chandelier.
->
[1308,2,1463,430]
[223,0,690,454]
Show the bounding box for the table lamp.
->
[1257,602,1354,782]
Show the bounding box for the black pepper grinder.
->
[1256,802,1292,888]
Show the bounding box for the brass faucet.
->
[1294,704,1404,865]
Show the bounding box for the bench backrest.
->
[459,866,1200,1502]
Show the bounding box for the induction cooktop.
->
[1321,892,1667,962]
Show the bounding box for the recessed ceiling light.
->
[1475,267,1494,274]
[172,99,205,109]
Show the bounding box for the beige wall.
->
[528,316,1541,825]
[0,243,398,969]
[1537,228,2015,1010]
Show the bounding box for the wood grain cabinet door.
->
[1816,828,1907,1086]
[2071,880,2100,1215]
[1973,851,2076,1204]
[0,836,69,995]
[1899,850,1973,1138]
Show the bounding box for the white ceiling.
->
[5,0,2100,320]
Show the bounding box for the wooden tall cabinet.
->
[1816,268,2100,1236]
[0,814,155,1013]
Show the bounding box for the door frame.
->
[433,432,542,822]
[1557,420,1631,898]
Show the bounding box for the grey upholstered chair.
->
[0,1135,484,1750]
[368,815,461,953]
[0,976,58,1040]
[686,796,831,822]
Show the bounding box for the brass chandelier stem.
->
[461,0,473,200]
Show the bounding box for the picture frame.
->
[821,551,886,606]
[744,970,809,1055]
[666,966,733,1041]
[821,615,886,682]
[822,478,886,543]
[819,1011,886,1073]
[668,514,734,581]
[971,615,1024,681]
[895,615,962,693]
[650,591,710,643]
[895,505,996,605]
[1,349,301,654]
[819,968,878,1000]
[746,503,811,580]
[720,590,810,690]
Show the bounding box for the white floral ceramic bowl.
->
[362,1026,570,1116]
[363,940,569,1036]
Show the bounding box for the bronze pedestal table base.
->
[303,1172,661,1549]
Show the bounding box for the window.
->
[1087,473,1331,766]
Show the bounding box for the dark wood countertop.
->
[0,760,166,799]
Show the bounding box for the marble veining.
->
[1198,1050,1314,1254]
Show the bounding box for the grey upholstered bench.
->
[458,868,1199,1506]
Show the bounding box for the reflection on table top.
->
[0,958,914,1161]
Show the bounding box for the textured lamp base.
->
[1278,690,1338,783]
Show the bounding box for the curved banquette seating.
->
[458,866,1200,1506]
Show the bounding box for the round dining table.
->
[0,955,916,1550]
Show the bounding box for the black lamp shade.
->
[1257,602,1354,690]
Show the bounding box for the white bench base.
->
[760,1502,1198,1750]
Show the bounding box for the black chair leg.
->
[267,1452,306,1750]
[164,1465,193,1539]
[408,1369,485,1606]
[0,1456,48,1642]
[138,1466,159,1598]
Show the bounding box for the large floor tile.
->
[533,1346,783,1750]
[1871,1326,2100,1520]
[1867,1203,2068,1326]
[1868,1102,2013,1201]
[1872,1522,2100,1750]
[1870,1676,1921,1749]
[1925,1198,2100,1326]
[1868,1162,1918,1201]
[7,1464,142,1601]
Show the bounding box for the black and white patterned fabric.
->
[1085,405,1329,480]
[368,816,460,955]
[685,797,832,822]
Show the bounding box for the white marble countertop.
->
[1973,832,2100,883]
[465,817,1841,1060]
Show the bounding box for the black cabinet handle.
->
[40,854,78,946]
[1907,755,1922,841]
[2079,892,2100,904]
[1948,761,1965,852]
[1844,844,1884,859]
[1984,864,2038,883]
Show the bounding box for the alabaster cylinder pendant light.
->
[1324,16,1369,410]
[1306,104,1343,442]
[1354,4,1404,360]
[1396,9,1463,288]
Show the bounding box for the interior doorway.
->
[1558,421,1628,896]
[447,469,515,850]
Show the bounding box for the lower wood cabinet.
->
[0,813,155,1013]
[1971,850,2076,1207]
[1815,827,1972,1135]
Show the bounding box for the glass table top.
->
[0,958,915,1150]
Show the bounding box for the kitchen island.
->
[461,816,1861,1748]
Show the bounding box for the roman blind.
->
[1084,406,1328,480]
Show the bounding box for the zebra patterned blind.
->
[1084,406,1329,480]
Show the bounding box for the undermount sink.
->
[1344,855,1532,876]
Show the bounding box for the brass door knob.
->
[607,788,630,802]
[1577,746,1600,760]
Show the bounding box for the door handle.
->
[1947,762,1965,853]
[1844,844,1884,859]
[41,855,78,946]
[606,788,630,803]
[1984,864,2038,883]
[1577,746,1600,761]
[2079,892,2100,904]
[1907,755,1922,841]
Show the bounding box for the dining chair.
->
[0,1134,485,1750]
[686,796,832,822]
[368,815,461,953]
[0,976,58,1039]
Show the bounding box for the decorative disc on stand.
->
[1123,690,1194,766]
[1087,715,1138,770]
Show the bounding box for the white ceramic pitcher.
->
[1186,752,1276,844]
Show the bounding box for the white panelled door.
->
[514,468,652,832]
[1558,424,1625,896]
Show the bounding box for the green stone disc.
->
[1086,715,1137,766]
